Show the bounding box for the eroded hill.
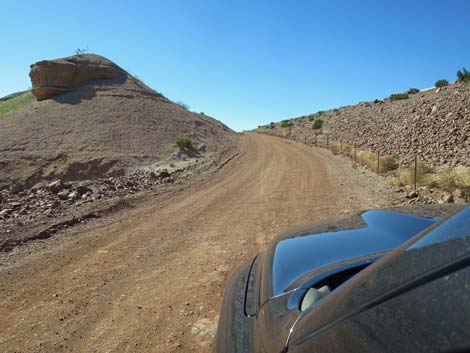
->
[0,54,235,187]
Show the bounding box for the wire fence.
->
[271,130,470,203]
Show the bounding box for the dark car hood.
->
[260,210,439,300]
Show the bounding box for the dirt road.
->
[0,133,397,353]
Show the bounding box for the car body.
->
[214,205,470,353]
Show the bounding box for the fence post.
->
[315,133,317,145]
[340,139,343,154]
[377,151,380,174]
[414,155,418,192]
[326,134,329,149]
[353,145,357,167]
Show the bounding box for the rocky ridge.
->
[257,83,470,168]
[30,55,127,101]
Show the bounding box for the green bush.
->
[407,88,419,94]
[281,120,294,128]
[435,79,449,88]
[308,116,315,121]
[457,67,470,83]
[312,119,323,129]
[390,93,409,101]
[175,137,193,150]
[317,111,325,116]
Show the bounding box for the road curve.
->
[0,132,395,353]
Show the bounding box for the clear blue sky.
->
[1,0,469,131]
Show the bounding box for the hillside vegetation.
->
[0,92,34,117]
[257,72,470,203]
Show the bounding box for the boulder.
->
[47,180,66,194]
[452,189,466,204]
[29,54,127,101]
[158,170,171,179]
[57,189,69,200]
[76,185,93,196]
[67,191,80,201]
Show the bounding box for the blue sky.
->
[1,0,469,131]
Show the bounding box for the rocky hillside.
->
[257,83,470,168]
[0,54,236,188]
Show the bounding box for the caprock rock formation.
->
[0,54,236,187]
[30,55,127,101]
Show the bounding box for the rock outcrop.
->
[0,54,236,187]
[29,55,127,100]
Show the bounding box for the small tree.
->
[390,93,409,101]
[176,137,192,150]
[457,67,470,83]
[312,119,323,129]
[407,88,419,94]
[177,101,190,110]
[435,79,449,88]
[75,48,87,56]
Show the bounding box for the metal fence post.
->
[353,145,357,167]
[377,151,380,174]
[326,134,329,149]
[340,139,343,154]
[414,155,418,191]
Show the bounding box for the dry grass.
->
[397,162,432,186]
[357,150,377,171]
[379,155,399,173]
[329,144,398,174]
[431,166,470,194]
[329,143,342,155]
[329,142,354,157]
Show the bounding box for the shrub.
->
[308,116,315,122]
[356,150,377,171]
[317,111,325,116]
[431,166,470,195]
[435,79,449,88]
[330,143,341,155]
[177,101,190,110]
[379,155,399,173]
[175,137,192,150]
[457,67,470,83]
[312,119,323,129]
[329,143,353,157]
[342,144,353,157]
[390,93,409,101]
[407,88,419,94]
[269,122,275,129]
[281,120,294,128]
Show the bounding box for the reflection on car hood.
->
[271,210,439,296]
